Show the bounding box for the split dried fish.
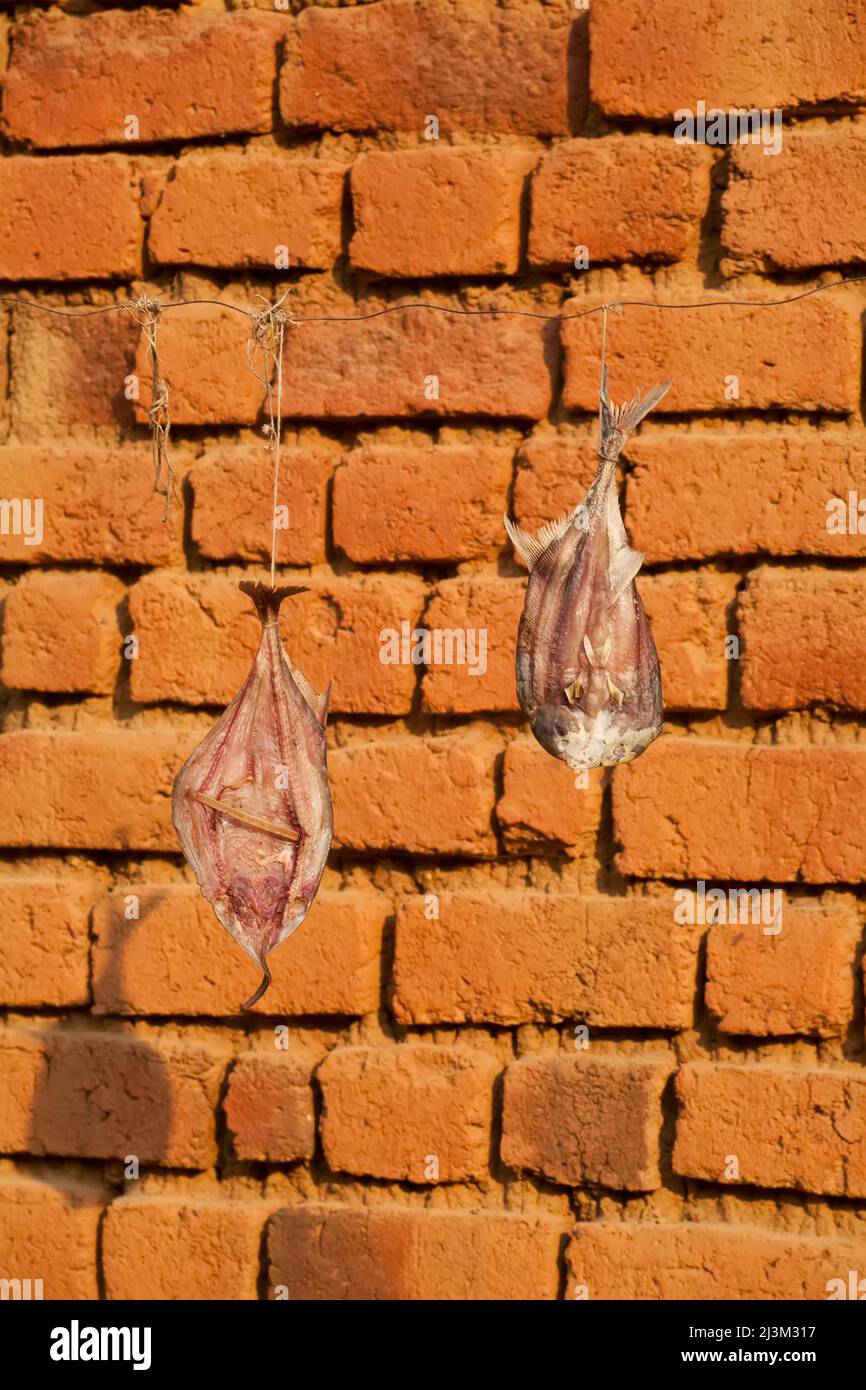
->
[505,371,671,773]
[172,581,332,1009]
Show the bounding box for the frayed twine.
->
[125,294,175,522]
[245,290,300,587]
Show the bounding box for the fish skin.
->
[172,581,332,1009]
[505,373,671,774]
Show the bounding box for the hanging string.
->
[124,295,174,520]
[245,290,297,587]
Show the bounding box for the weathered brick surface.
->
[502,1054,671,1191]
[0,446,181,564]
[590,0,866,117]
[723,126,866,275]
[566,1222,866,1301]
[1,8,283,147]
[3,0,866,1306]
[268,1204,566,1300]
[421,575,523,714]
[319,1045,499,1182]
[0,878,91,1009]
[128,569,425,714]
[104,1197,266,1300]
[330,731,500,856]
[2,570,123,695]
[93,886,383,1019]
[280,0,583,135]
[614,739,866,884]
[706,904,862,1038]
[674,1062,866,1198]
[0,1026,224,1168]
[627,431,866,563]
[0,1177,103,1300]
[496,737,603,857]
[393,891,698,1029]
[0,156,141,280]
[530,137,710,268]
[350,147,535,277]
[739,566,866,710]
[150,152,344,270]
[333,443,512,564]
[224,1053,315,1164]
[189,443,336,565]
[563,294,860,414]
[0,730,194,851]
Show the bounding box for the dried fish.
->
[172,581,332,1008]
[505,371,671,773]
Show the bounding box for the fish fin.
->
[609,545,645,601]
[241,959,271,1011]
[239,580,309,624]
[290,663,329,726]
[600,378,672,459]
[504,508,579,571]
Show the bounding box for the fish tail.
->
[239,580,308,625]
[241,959,272,1011]
[599,370,672,462]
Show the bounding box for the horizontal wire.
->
[1,274,866,324]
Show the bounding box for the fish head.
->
[531,701,661,772]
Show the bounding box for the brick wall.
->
[0,0,865,1302]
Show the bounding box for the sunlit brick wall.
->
[0,0,865,1301]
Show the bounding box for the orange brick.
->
[281,0,583,136]
[674,1061,866,1198]
[0,730,194,851]
[512,430,598,534]
[189,442,336,565]
[350,147,535,277]
[92,885,383,1019]
[614,738,866,884]
[627,431,866,563]
[723,126,866,275]
[318,1045,499,1182]
[2,570,123,695]
[566,1222,866,1300]
[104,1196,266,1299]
[0,1025,224,1167]
[0,1176,104,1300]
[496,737,603,857]
[10,305,139,435]
[502,1054,671,1191]
[0,445,182,564]
[2,8,283,147]
[530,136,710,268]
[330,730,499,857]
[128,569,425,715]
[277,306,554,420]
[333,443,512,565]
[268,1203,566,1300]
[0,155,140,279]
[0,878,91,1009]
[739,566,866,710]
[150,151,344,270]
[393,891,698,1029]
[590,0,866,117]
[641,571,737,711]
[225,1053,315,1164]
[421,575,523,714]
[706,903,862,1038]
[563,291,860,415]
[133,305,260,427]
